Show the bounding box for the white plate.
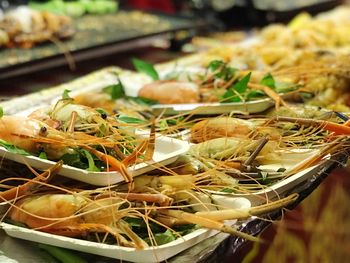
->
[0,135,189,186]
[210,149,332,205]
[150,99,275,115]
[0,196,250,263]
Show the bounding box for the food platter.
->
[0,196,250,263]
[1,5,350,263]
[0,11,201,79]
[0,135,189,186]
[150,99,275,115]
[212,154,333,205]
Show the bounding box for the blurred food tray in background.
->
[0,10,205,79]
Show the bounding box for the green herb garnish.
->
[221,72,251,102]
[208,60,236,81]
[127,96,158,106]
[103,78,125,100]
[132,58,159,80]
[62,89,72,100]
[118,115,146,124]
[220,188,235,193]
[0,139,30,155]
[260,73,275,89]
[81,149,100,172]
[38,152,48,160]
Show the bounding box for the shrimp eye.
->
[101,113,107,119]
[40,126,47,135]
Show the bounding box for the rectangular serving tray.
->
[0,135,189,186]
[0,196,250,262]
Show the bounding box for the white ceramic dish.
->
[0,135,190,186]
[0,196,250,263]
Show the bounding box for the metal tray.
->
[0,11,202,79]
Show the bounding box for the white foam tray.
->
[210,148,331,205]
[0,196,250,263]
[0,135,189,186]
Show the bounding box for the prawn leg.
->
[248,83,289,109]
[44,223,147,249]
[81,145,133,185]
[195,193,298,220]
[114,193,173,207]
[160,209,259,242]
[274,116,350,135]
[0,161,63,201]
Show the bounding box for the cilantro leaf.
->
[118,115,146,124]
[126,96,158,106]
[0,140,30,155]
[61,153,88,170]
[62,89,72,100]
[220,188,235,193]
[38,152,48,160]
[260,73,275,89]
[208,60,236,80]
[103,78,125,100]
[247,90,266,100]
[148,229,176,246]
[208,60,225,71]
[132,58,159,80]
[234,72,251,93]
[81,149,100,172]
[221,72,251,102]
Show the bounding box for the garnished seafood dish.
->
[0,92,189,186]
[0,160,298,261]
[0,6,74,48]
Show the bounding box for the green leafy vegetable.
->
[159,119,168,130]
[127,96,158,105]
[38,152,48,160]
[95,108,108,116]
[221,72,251,102]
[0,106,3,118]
[246,90,266,100]
[220,188,235,193]
[103,78,125,100]
[208,60,236,81]
[172,224,198,236]
[275,82,302,93]
[208,60,225,71]
[61,153,88,170]
[38,244,87,263]
[118,115,146,124]
[132,58,159,80]
[124,217,163,238]
[233,72,251,93]
[151,229,176,246]
[62,89,72,100]
[81,149,100,172]
[0,140,30,155]
[260,73,275,88]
